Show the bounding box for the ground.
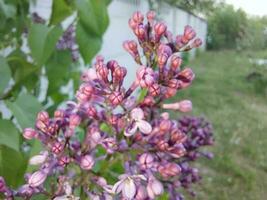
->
[172,50,267,200]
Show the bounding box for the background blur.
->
[0,0,266,199]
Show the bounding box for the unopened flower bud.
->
[148,83,160,96]
[192,38,202,48]
[86,106,98,118]
[159,120,172,132]
[168,79,180,89]
[28,171,47,187]
[168,144,186,158]
[146,11,156,24]
[164,87,177,98]
[184,25,196,41]
[23,128,37,140]
[37,111,49,124]
[157,53,168,68]
[139,153,154,170]
[69,114,81,128]
[29,151,48,165]
[108,91,124,106]
[113,66,127,83]
[80,155,95,170]
[154,22,167,37]
[162,100,192,112]
[132,11,144,23]
[128,18,138,30]
[134,25,146,41]
[54,109,65,120]
[52,142,64,154]
[58,155,71,167]
[158,163,181,178]
[170,55,182,71]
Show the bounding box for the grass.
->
[172,50,267,200]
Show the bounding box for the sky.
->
[225,0,267,16]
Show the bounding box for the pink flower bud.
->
[107,60,119,72]
[128,18,138,30]
[96,65,109,82]
[37,111,49,123]
[193,38,202,48]
[170,129,187,144]
[157,44,172,56]
[184,25,196,41]
[178,100,192,112]
[54,109,65,120]
[69,114,81,128]
[113,66,127,83]
[156,140,169,151]
[139,153,154,170]
[52,142,64,154]
[168,144,186,158]
[158,163,181,178]
[132,11,144,23]
[164,87,177,98]
[146,10,156,24]
[23,128,37,140]
[159,119,172,132]
[28,171,47,187]
[167,79,180,89]
[157,53,168,68]
[148,83,160,96]
[108,91,124,106]
[154,22,167,37]
[58,155,71,167]
[177,68,195,88]
[141,96,155,106]
[147,177,163,199]
[170,55,182,71]
[80,155,95,170]
[86,106,97,118]
[162,100,192,112]
[134,25,146,40]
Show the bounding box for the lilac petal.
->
[124,123,138,137]
[112,179,124,194]
[130,108,144,120]
[132,174,147,181]
[122,178,136,199]
[137,120,152,134]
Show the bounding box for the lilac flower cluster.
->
[56,24,79,62]
[0,11,213,200]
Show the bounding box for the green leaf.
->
[8,53,40,91]
[50,0,73,25]
[5,93,42,129]
[28,24,63,66]
[0,119,20,151]
[0,145,27,187]
[0,56,11,96]
[76,22,102,63]
[76,0,109,36]
[46,50,72,97]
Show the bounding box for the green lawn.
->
[174,50,267,200]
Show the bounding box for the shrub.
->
[0,11,213,200]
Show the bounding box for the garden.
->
[0,0,266,200]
